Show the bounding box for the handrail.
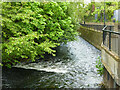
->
[102,25,107,30]
[103,30,120,35]
[80,24,114,31]
[102,25,120,51]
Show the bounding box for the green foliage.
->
[96,56,104,76]
[119,1,120,9]
[2,2,79,68]
[0,62,2,67]
[83,2,119,22]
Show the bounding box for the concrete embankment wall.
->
[101,44,120,88]
[78,25,120,88]
[78,26,103,50]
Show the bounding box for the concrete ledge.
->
[101,44,120,62]
[101,45,120,86]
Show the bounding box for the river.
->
[2,36,103,88]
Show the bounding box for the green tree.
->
[81,2,119,23]
[92,2,119,22]
[2,2,79,68]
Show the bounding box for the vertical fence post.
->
[103,30,105,45]
[107,71,110,80]
[94,25,95,31]
[114,80,117,88]
[109,26,111,50]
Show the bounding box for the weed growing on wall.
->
[96,56,104,76]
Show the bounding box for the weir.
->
[79,23,120,88]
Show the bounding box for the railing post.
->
[103,25,107,45]
[103,30,105,45]
[109,26,111,50]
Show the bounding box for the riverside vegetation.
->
[2,2,80,68]
[96,57,104,76]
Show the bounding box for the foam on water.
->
[14,63,68,73]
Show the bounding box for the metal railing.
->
[80,23,120,55]
[102,25,120,56]
[80,23,114,31]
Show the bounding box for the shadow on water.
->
[2,36,103,88]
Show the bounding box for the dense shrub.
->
[2,2,79,68]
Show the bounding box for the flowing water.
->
[2,36,102,88]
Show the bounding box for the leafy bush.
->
[2,2,79,68]
[96,56,104,76]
